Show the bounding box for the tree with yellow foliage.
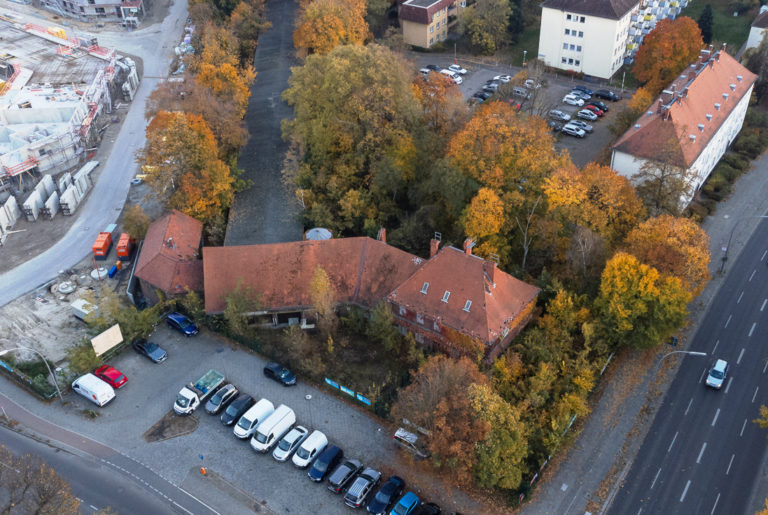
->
[411,72,467,136]
[196,62,255,119]
[294,0,370,55]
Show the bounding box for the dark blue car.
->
[367,476,405,515]
[167,312,199,336]
[308,445,343,482]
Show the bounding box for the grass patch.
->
[680,1,751,51]
[505,24,541,66]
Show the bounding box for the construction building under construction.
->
[0,19,139,192]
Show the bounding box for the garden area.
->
[681,0,753,51]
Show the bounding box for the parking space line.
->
[762,250,767,261]
[753,387,759,403]
[680,480,691,502]
[737,348,745,365]
[696,442,707,464]
[726,454,735,475]
[668,431,678,453]
[651,467,662,489]
[764,360,768,374]
[725,378,733,394]
[685,398,693,415]
[711,493,720,515]
[749,322,757,337]
[700,368,707,383]
[741,418,748,436]
[713,340,719,353]
[738,291,744,303]
[750,269,757,281]
[725,314,732,328]
[712,409,720,427]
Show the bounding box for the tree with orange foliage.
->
[411,72,467,136]
[293,0,370,55]
[611,86,654,136]
[633,17,703,96]
[624,214,710,296]
[196,62,256,119]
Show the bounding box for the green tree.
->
[310,265,338,337]
[177,289,207,324]
[697,4,713,44]
[460,0,513,54]
[745,32,768,102]
[65,342,101,376]
[223,279,261,339]
[366,300,400,352]
[123,205,149,240]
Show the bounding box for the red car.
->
[584,104,605,117]
[94,365,127,388]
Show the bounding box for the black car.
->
[308,445,343,482]
[572,85,594,96]
[220,393,254,426]
[166,312,199,336]
[594,89,622,101]
[413,502,442,515]
[205,383,239,415]
[263,362,296,386]
[327,458,363,493]
[425,64,440,71]
[131,338,168,363]
[367,475,405,515]
[589,100,610,112]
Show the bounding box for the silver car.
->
[561,125,586,138]
[565,120,593,133]
[549,109,571,122]
[204,383,239,415]
[705,359,728,389]
[272,425,309,462]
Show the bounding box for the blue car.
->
[167,312,199,336]
[391,492,420,515]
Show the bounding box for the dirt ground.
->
[143,410,199,442]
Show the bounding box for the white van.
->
[250,404,295,453]
[233,398,275,439]
[292,430,328,468]
[72,373,115,407]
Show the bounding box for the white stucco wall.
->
[746,25,767,51]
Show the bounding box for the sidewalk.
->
[521,149,768,515]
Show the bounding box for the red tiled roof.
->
[387,247,540,346]
[753,10,768,29]
[613,49,757,168]
[399,0,453,24]
[134,210,203,294]
[203,238,425,314]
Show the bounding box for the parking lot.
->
[410,54,629,168]
[57,326,480,514]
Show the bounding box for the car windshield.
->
[296,447,310,460]
[255,432,268,444]
[115,374,126,383]
[313,459,328,473]
[279,369,289,378]
[145,342,158,352]
[374,490,390,503]
[210,392,223,405]
[179,318,193,329]
[176,395,189,408]
[278,438,292,451]
[225,403,240,416]
[710,369,724,379]
[237,416,252,429]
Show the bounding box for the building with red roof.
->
[398,0,466,49]
[611,46,757,207]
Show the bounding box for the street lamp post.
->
[0,346,63,402]
[654,350,707,381]
[720,215,768,272]
[523,50,527,67]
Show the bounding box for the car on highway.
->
[572,85,594,96]
[549,109,571,122]
[309,445,343,482]
[220,393,255,426]
[594,89,621,101]
[705,359,728,389]
[577,109,598,121]
[584,104,605,116]
[564,120,593,133]
[561,125,586,138]
[448,64,467,75]
[94,364,127,388]
[367,475,405,515]
[562,94,585,106]
[131,338,168,363]
[391,492,420,515]
[327,458,363,493]
[263,362,297,386]
[166,312,199,336]
[273,425,309,462]
[344,466,382,508]
[205,383,239,414]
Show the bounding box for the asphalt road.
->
[0,425,175,514]
[608,216,768,515]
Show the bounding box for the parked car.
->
[234,399,275,439]
[367,476,405,515]
[472,91,492,101]
[72,373,115,407]
[589,100,609,112]
[565,120,593,133]
[448,64,467,75]
[273,425,309,462]
[547,120,563,132]
[584,104,604,116]
[493,74,512,83]
[594,89,621,101]
[93,365,127,388]
[482,82,500,93]
[308,445,343,482]
[524,78,541,89]
[390,492,420,515]
[220,393,255,426]
[131,338,167,363]
[293,430,328,468]
[577,109,598,121]
[250,404,296,453]
[263,362,297,386]
[549,109,571,122]
[205,383,239,414]
[562,94,584,106]
[413,503,442,515]
[569,89,591,101]
[166,312,199,336]
[439,69,462,84]
[705,359,728,389]
[561,125,586,138]
[327,458,363,494]
[572,85,594,95]
[344,466,382,508]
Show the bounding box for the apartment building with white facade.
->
[611,46,757,206]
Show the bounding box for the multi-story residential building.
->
[398,0,466,49]
[611,46,757,207]
[39,0,147,25]
[746,7,768,52]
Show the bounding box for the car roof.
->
[96,365,120,377]
[400,492,419,503]
[714,359,728,369]
[168,312,186,321]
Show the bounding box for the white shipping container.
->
[0,208,9,231]
[75,175,90,197]
[3,196,20,226]
[22,192,40,221]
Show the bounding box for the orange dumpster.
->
[92,232,112,260]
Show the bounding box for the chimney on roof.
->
[721,42,727,53]
[483,260,496,286]
[166,237,175,248]
[683,87,689,98]
[463,237,475,255]
[377,227,386,243]
[430,237,440,258]
[657,98,664,114]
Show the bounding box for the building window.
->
[420,282,429,294]
[565,28,570,35]
[95,6,104,12]
[430,25,434,33]
[577,45,582,51]
[578,31,584,37]
[443,19,446,25]
[429,38,433,45]
[463,300,472,312]
[562,57,567,64]
[39,148,48,156]
[575,59,580,65]
[580,16,585,22]
[568,58,574,64]
[460,1,466,6]
[569,44,575,50]
[567,14,571,19]
[442,291,451,303]
[416,313,424,325]
[563,43,568,49]
[79,5,84,11]
[399,305,406,316]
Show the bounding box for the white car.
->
[448,64,467,75]
[524,79,541,89]
[705,359,728,389]
[440,69,463,84]
[577,109,598,121]
[563,94,585,106]
[272,425,309,462]
[561,125,586,138]
[493,74,512,83]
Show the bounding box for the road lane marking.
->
[680,480,691,502]
[764,360,768,374]
[763,250,767,261]
[749,322,757,337]
[711,493,720,515]
[685,398,693,415]
[753,387,759,403]
[668,431,678,453]
[738,291,744,303]
[172,501,193,515]
[725,378,733,393]
[750,269,757,281]
[737,348,745,365]
[725,314,733,328]
[741,418,748,436]
[700,368,707,383]
[713,340,719,353]
[697,442,707,463]
[726,454,735,475]
[712,409,720,427]
[651,467,662,489]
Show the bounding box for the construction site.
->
[0,17,140,246]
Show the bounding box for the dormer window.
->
[463,300,472,312]
[442,291,451,303]
[420,282,429,294]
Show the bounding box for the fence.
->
[324,377,372,407]
[0,359,58,401]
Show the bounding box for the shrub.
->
[701,173,730,201]
[734,132,764,159]
[720,152,749,172]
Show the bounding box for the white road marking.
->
[90,506,97,511]
[763,299,768,312]
[741,418,748,436]
[700,368,707,383]
[749,322,757,337]
[737,348,745,365]
[750,269,757,281]
[680,480,691,502]
[725,377,733,393]
[685,398,693,415]
[668,431,678,453]
[697,442,707,464]
[711,493,721,515]
[712,409,720,427]
[753,387,759,403]
[725,314,733,328]
[726,454,735,475]
[173,501,193,515]
[762,250,767,261]
[764,360,768,374]
[637,510,642,515]
[651,467,662,489]
[713,340,720,353]
[738,291,744,303]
